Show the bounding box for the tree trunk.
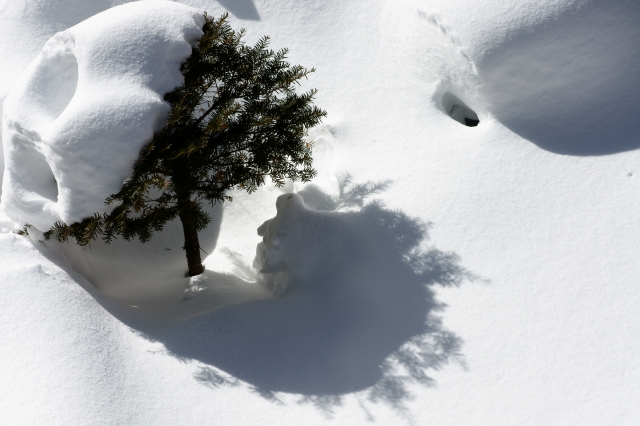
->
[178,194,205,277]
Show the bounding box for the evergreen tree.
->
[45,14,326,276]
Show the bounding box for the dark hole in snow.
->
[441,92,479,127]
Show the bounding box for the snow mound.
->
[1,1,204,230]
[476,0,640,154]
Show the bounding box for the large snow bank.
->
[1,1,204,230]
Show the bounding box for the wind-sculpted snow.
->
[0,1,135,197]
[1,1,204,230]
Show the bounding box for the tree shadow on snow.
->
[131,174,480,417]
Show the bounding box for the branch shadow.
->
[131,174,481,416]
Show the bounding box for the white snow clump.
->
[1,1,204,230]
[254,194,311,297]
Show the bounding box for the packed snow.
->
[1,0,640,425]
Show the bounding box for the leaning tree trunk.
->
[177,193,205,277]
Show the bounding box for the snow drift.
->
[1,1,204,230]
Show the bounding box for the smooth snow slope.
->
[2,0,640,425]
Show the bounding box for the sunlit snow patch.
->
[0,1,205,230]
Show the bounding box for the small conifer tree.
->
[45,14,326,276]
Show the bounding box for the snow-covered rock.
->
[1,1,204,230]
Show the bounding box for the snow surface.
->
[2,0,640,425]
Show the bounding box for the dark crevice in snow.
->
[464,116,480,127]
[441,92,480,127]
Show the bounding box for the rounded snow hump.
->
[1,1,205,230]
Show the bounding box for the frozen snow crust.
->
[1,1,204,230]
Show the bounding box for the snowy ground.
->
[1,0,639,424]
